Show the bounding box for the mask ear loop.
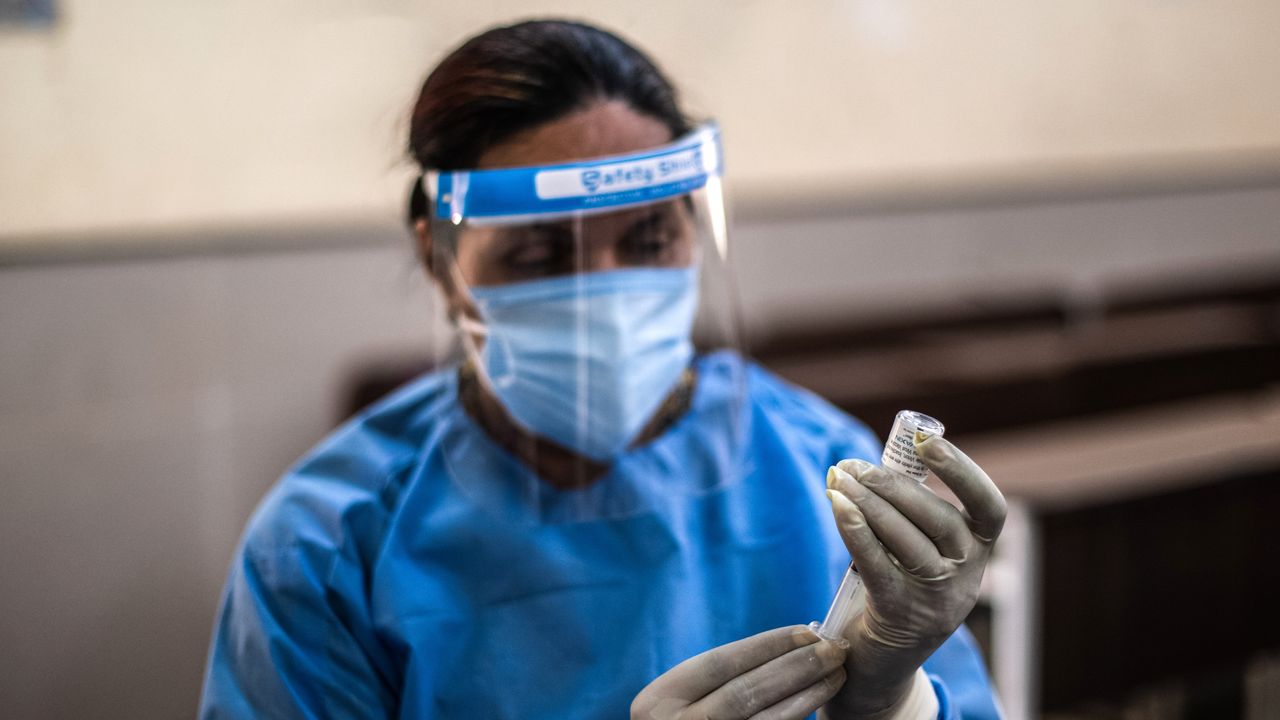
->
[425,171,495,380]
[445,258,547,519]
[447,262,519,396]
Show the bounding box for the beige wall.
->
[3,0,1280,243]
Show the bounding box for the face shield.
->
[423,123,748,524]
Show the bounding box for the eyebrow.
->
[491,203,679,249]
[618,208,671,246]
[498,223,574,244]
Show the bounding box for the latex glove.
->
[632,625,849,720]
[822,434,1006,720]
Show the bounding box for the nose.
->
[582,241,624,273]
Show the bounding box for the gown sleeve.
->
[199,530,398,719]
[923,626,1004,720]
[198,430,407,719]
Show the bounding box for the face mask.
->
[465,267,699,462]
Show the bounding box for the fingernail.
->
[832,465,856,490]
[817,640,844,661]
[911,427,942,445]
[834,466,868,496]
[793,625,819,646]
[828,489,862,522]
[837,458,875,479]
[825,466,838,489]
[914,432,949,459]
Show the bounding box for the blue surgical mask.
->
[466,267,699,462]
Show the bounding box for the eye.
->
[507,241,555,266]
[500,226,575,276]
[620,209,686,264]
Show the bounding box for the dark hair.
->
[406,19,691,223]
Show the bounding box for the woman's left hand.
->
[822,434,1007,720]
[631,625,848,720]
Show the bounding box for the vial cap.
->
[881,410,945,482]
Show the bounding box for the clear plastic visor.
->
[423,123,746,524]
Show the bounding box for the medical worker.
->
[201,19,1007,720]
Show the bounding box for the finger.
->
[826,489,896,582]
[747,668,847,720]
[827,467,945,577]
[688,639,847,719]
[660,625,820,700]
[915,436,1008,542]
[836,459,971,560]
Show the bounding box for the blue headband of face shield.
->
[424,122,722,225]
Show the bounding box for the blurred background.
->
[2,1,1279,718]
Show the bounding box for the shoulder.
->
[238,367,458,566]
[734,354,881,464]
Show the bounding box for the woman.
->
[200,20,1006,719]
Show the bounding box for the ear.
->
[414,219,472,326]
[413,218,434,274]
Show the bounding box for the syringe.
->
[814,410,946,642]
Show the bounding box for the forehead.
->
[476,100,675,170]
[489,200,686,237]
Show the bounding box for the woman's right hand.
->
[631,625,848,720]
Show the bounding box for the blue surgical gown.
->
[200,351,1001,718]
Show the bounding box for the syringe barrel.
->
[816,564,865,641]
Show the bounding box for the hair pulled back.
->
[407,19,690,222]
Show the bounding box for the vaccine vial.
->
[880,410,946,482]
